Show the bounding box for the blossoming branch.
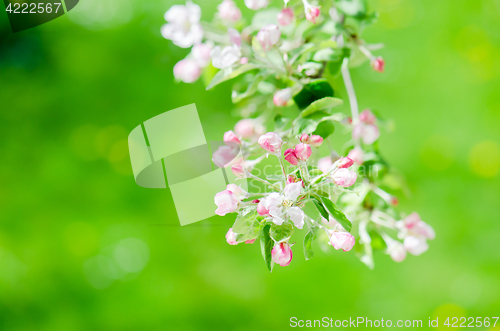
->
[161,0,435,271]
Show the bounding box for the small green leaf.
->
[303,228,317,260]
[313,48,342,62]
[293,117,319,135]
[300,97,344,118]
[252,37,267,60]
[313,119,335,139]
[206,64,260,90]
[232,210,261,242]
[311,196,329,220]
[266,174,286,181]
[231,74,267,103]
[293,79,335,109]
[260,224,274,272]
[270,223,294,243]
[320,197,352,232]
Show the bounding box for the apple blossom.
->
[359,109,377,125]
[308,135,323,147]
[210,45,240,69]
[317,156,333,173]
[304,3,320,24]
[347,147,364,165]
[258,132,283,153]
[273,88,292,107]
[228,28,242,47]
[214,190,238,216]
[223,130,241,145]
[277,8,294,26]
[218,0,241,22]
[173,59,202,83]
[245,239,256,244]
[256,24,281,51]
[212,145,239,168]
[404,236,429,255]
[284,148,299,165]
[332,168,357,187]
[226,184,248,200]
[272,242,293,266]
[329,232,355,252]
[387,241,406,262]
[294,143,312,161]
[161,1,203,48]
[191,43,212,67]
[353,123,380,145]
[244,0,269,10]
[234,119,264,139]
[226,228,238,245]
[231,164,247,179]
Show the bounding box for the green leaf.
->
[369,229,387,250]
[266,174,286,181]
[313,119,335,139]
[231,74,266,103]
[206,64,260,90]
[293,117,319,135]
[252,37,267,60]
[313,48,342,62]
[335,0,367,17]
[260,224,274,272]
[274,115,291,132]
[232,210,261,242]
[311,196,329,220]
[289,43,316,64]
[270,223,294,243]
[300,97,343,118]
[303,228,317,260]
[320,197,352,232]
[293,79,335,109]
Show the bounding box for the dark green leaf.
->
[320,197,352,232]
[311,196,329,220]
[270,223,294,243]
[293,79,334,109]
[260,224,274,272]
[313,119,335,139]
[206,64,260,90]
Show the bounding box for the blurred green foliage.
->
[1,0,500,330]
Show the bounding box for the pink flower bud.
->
[329,232,355,252]
[240,57,249,64]
[218,0,242,22]
[231,164,246,179]
[244,0,269,10]
[251,199,260,203]
[226,184,248,200]
[294,143,312,161]
[257,200,269,216]
[226,228,238,245]
[308,135,323,147]
[284,148,299,165]
[403,212,435,240]
[305,6,320,23]
[391,197,399,206]
[287,175,305,187]
[228,28,241,47]
[277,8,294,26]
[256,24,281,51]
[332,168,357,187]
[191,43,212,67]
[347,147,364,165]
[258,132,283,153]
[337,157,354,169]
[212,145,239,168]
[299,133,309,143]
[271,242,293,266]
[223,130,241,145]
[404,236,429,256]
[173,59,202,83]
[215,190,238,216]
[359,109,376,125]
[273,88,292,107]
[317,156,333,173]
[372,57,385,73]
[245,239,256,244]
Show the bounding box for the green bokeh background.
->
[1,0,500,330]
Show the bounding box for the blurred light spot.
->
[95,125,127,158]
[83,255,117,289]
[69,124,100,161]
[469,140,500,178]
[420,135,456,171]
[108,139,133,176]
[449,274,482,307]
[113,238,149,273]
[431,304,466,331]
[67,0,134,31]
[379,0,417,29]
[64,222,99,257]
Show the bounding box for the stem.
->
[298,161,310,183]
[341,58,360,125]
[275,153,287,179]
[247,173,281,191]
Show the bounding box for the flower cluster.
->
[162,0,434,271]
